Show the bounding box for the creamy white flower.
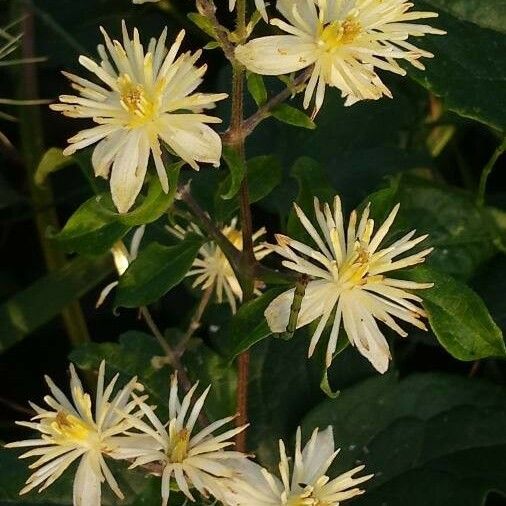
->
[230,0,268,21]
[115,373,247,506]
[5,362,144,506]
[51,23,227,213]
[168,218,271,313]
[236,0,445,113]
[96,225,145,307]
[265,196,433,373]
[231,426,372,505]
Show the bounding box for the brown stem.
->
[223,67,313,145]
[228,0,253,454]
[175,286,213,357]
[195,0,236,62]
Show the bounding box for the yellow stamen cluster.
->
[320,17,362,51]
[51,411,92,444]
[118,74,157,127]
[168,428,191,463]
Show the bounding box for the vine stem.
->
[229,0,254,454]
[476,137,506,207]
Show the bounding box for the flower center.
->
[52,411,91,443]
[118,74,157,127]
[168,428,190,463]
[337,243,375,288]
[320,18,362,51]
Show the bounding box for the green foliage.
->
[55,168,181,256]
[0,255,111,352]
[271,104,316,130]
[221,146,246,200]
[246,72,267,106]
[303,373,506,505]
[34,147,74,186]
[408,1,506,131]
[217,287,286,360]
[216,155,283,220]
[115,234,204,307]
[399,265,506,361]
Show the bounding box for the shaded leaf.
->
[0,254,111,352]
[115,234,204,307]
[247,72,267,106]
[399,265,506,361]
[272,104,316,130]
[221,147,246,200]
[34,147,74,186]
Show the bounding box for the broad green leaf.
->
[34,147,74,186]
[99,164,182,226]
[271,104,316,130]
[221,147,246,200]
[302,373,506,505]
[247,72,267,106]
[0,254,111,352]
[216,155,283,219]
[366,174,500,280]
[398,265,506,361]
[407,2,506,131]
[115,234,204,307]
[54,195,131,255]
[287,157,336,241]
[424,0,506,34]
[216,288,286,361]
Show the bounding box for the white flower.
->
[96,225,145,307]
[5,362,144,506]
[167,218,271,313]
[230,426,372,505]
[115,373,247,506]
[51,23,227,213]
[236,0,445,113]
[230,0,268,21]
[265,196,433,373]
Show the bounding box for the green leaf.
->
[303,373,506,505]
[221,147,246,200]
[187,12,217,39]
[398,265,506,361]
[247,72,267,106]
[407,2,506,131]
[71,331,172,417]
[54,195,131,256]
[115,234,204,308]
[271,104,316,130]
[216,155,282,220]
[366,174,500,280]
[217,288,286,361]
[424,0,506,34]
[102,164,182,226]
[34,147,74,186]
[0,254,111,352]
[287,157,336,241]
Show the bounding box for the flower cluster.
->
[6,363,371,506]
[167,218,271,313]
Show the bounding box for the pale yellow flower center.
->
[320,18,362,51]
[51,411,92,444]
[286,488,329,506]
[168,428,191,463]
[118,74,158,127]
[336,243,383,289]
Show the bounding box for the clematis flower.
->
[51,23,227,213]
[265,196,433,373]
[5,362,144,506]
[167,218,271,313]
[230,426,372,505]
[115,373,247,506]
[236,0,445,113]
